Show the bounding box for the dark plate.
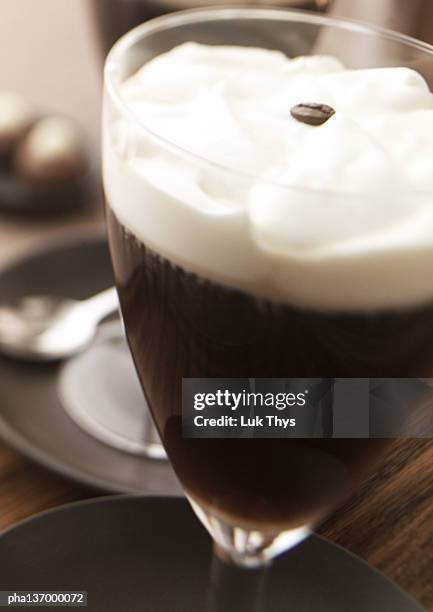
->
[0,496,424,612]
[0,169,96,217]
[0,233,180,495]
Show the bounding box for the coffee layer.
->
[107,209,398,527]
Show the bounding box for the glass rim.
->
[104,5,433,199]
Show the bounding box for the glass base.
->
[188,495,311,569]
[58,321,167,460]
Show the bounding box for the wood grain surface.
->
[0,2,432,611]
[0,440,431,609]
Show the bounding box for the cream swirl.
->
[104,43,433,311]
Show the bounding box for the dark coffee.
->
[92,0,331,55]
[106,208,433,528]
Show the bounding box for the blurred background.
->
[0,0,100,146]
[0,0,433,259]
[0,0,431,171]
[0,0,101,266]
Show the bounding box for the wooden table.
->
[0,1,432,611]
[0,437,432,609]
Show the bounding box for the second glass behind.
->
[103,8,433,567]
[92,0,333,54]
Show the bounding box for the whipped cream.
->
[104,43,433,311]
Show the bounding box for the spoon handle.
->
[80,287,119,323]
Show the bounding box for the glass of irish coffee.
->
[103,8,433,569]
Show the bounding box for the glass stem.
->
[205,545,269,612]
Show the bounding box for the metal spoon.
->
[0,287,119,362]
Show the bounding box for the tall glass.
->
[103,8,433,568]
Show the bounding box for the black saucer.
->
[0,168,96,217]
[0,233,180,495]
[0,496,423,612]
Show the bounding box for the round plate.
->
[0,234,180,495]
[0,496,424,612]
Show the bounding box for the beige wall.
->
[0,0,102,144]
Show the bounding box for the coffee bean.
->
[290,103,335,126]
